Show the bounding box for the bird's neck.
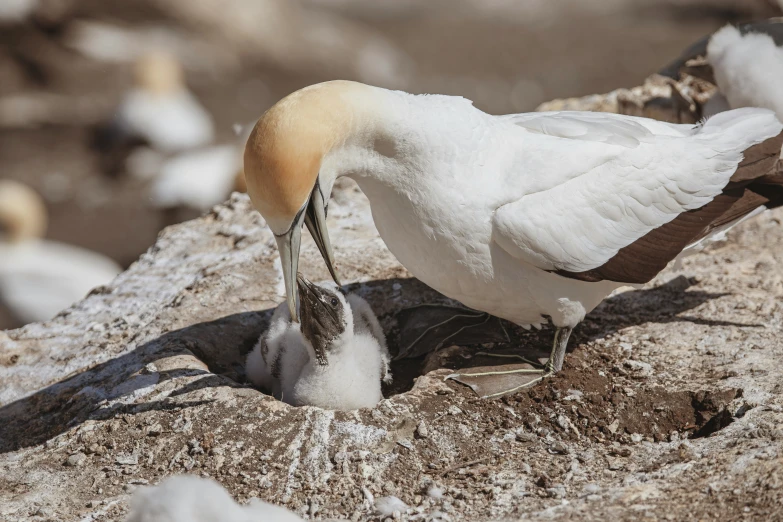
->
[320,86,413,188]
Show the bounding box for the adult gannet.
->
[246,275,390,410]
[94,51,214,172]
[0,180,121,324]
[243,80,783,379]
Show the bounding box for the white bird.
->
[246,275,390,410]
[0,180,122,325]
[105,51,214,154]
[243,80,783,380]
[125,474,302,522]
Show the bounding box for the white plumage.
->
[707,25,783,119]
[246,302,308,401]
[338,92,779,330]
[117,89,214,152]
[125,475,302,522]
[0,240,121,324]
[150,145,242,211]
[492,109,772,274]
[114,52,214,153]
[246,282,390,410]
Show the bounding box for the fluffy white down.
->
[125,475,302,522]
[245,290,389,410]
[707,25,783,118]
[345,293,391,383]
[291,331,386,409]
[245,303,308,401]
[118,89,214,152]
[0,240,121,323]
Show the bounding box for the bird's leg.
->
[544,326,573,374]
[446,326,574,398]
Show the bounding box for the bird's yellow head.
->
[0,180,47,243]
[243,80,375,320]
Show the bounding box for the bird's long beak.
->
[274,180,339,323]
[274,207,307,322]
[304,180,341,287]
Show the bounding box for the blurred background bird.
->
[0,180,121,325]
[92,51,215,177]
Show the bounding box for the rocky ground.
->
[1,177,782,521]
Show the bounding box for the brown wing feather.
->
[731,131,783,182]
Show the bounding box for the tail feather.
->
[698,107,782,149]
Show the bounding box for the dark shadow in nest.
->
[0,275,754,453]
[383,275,761,395]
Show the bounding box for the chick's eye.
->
[330,298,339,306]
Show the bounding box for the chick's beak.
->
[274,180,340,323]
[296,273,333,366]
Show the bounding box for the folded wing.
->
[493,109,783,284]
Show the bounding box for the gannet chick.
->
[660,20,783,120]
[244,81,783,385]
[245,299,308,400]
[706,24,783,118]
[95,51,214,167]
[0,180,121,324]
[345,293,391,383]
[293,275,390,409]
[125,474,302,522]
[246,276,390,410]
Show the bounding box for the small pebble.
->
[375,496,408,516]
[583,483,601,495]
[66,452,86,467]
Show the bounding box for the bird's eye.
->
[330,298,339,306]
